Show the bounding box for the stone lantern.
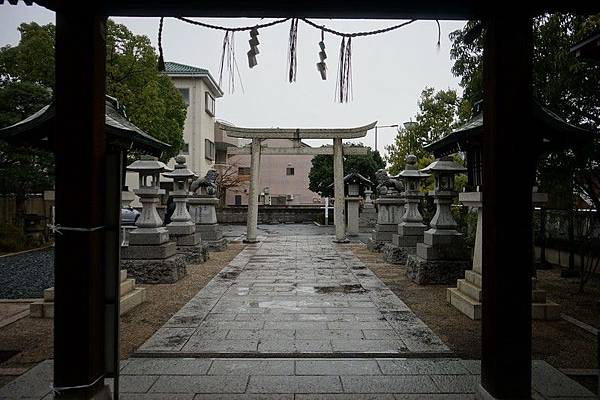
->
[406,156,470,284]
[163,156,196,235]
[121,155,187,284]
[163,156,206,264]
[383,155,430,264]
[128,155,171,236]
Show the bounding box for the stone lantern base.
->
[121,253,187,284]
[196,224,227,251]
[170,231,208,265]
[405,230,471,284]
[369,196,404,251]
[382,223,427,265]
[121,235,187,283]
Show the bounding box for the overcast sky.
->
[0,4,466,159]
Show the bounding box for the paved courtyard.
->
[0,227,596,398]
[137,234,448,356]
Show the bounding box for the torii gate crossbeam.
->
[222,121,377,242]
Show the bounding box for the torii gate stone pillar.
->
[245,138,262,243]
[222,121,376,244]
[332,138,348,242]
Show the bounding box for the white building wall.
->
[125,75,218,205]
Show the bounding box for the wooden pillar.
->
[479,14,534,399]
[333,138,346,242]
[105,148,123,399]
[245,138,261,243]
[54,9,108,399]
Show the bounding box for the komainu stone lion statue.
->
[190,169,218,196]
[375,169,403,196]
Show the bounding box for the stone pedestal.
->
[346,197,360,236]
[121,157,187,283]
[448,191,559,320]
[369,196,405,249]
[406,157,469,284]
[407,217,471,284]
[190,195,227,251]
[359,189,377,231]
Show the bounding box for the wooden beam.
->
[54,9,108,399]
[479,14,534,400]
[34,0,598,19]
[227,146,369,155]
[217,122,376,139]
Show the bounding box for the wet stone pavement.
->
[137,234,449,356]
[1,228,596,399]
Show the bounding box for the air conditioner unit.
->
[286,194,294,201]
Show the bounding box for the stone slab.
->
[406,255,471,285]
[121,241,177,260]
[176,232,202,246]
[416,242,470,261]
[122,255,186,284]
[392,235,420,247]
[128,227,169,245]
[167,222,195,236]
[176,243,208,265]
[382,243,415,265]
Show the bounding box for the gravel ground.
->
[0,243,245,388]
[351,245,599,394]
[0,248,54,299]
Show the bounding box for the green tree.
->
[308,145,385,198]
[0,20,186,159]
[105,20,186,159]
[449,14,600,209]
[0,20,187,229]
[385,87,459,175]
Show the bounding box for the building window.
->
[180,142,189,155]
[286,167,295,176]
[234,195,242,205]
[178,88,190,106]
[205,139,215,160]
[215,149,226,164]
[238,167,251,176]
[205,92,215,116]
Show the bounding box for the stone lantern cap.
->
[420,155,466,175]
[127,155,172,173]
[398,155,430,179]
[163,155,196,180]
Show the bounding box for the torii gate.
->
[222,121,376,243]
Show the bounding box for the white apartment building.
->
[125,61,223,200]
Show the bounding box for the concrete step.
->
[29,301,54,318]
[532,301,560,320]
[120,287,147,316]
[457,279,482,302]
[42,277,136,302]
[31,285,146,318]
[464,270,482,287]
[120,278,136,297]
[532,289,547,303]
[447,287,481,320]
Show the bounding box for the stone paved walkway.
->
[137,234,449,356]
[1,358,596,399]
[0,229,596,399]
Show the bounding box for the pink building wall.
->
[226,139,322,206]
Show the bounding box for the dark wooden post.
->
[54,8,108,399]
[479,14,534,399]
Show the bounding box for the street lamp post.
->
[374,124,399,153]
